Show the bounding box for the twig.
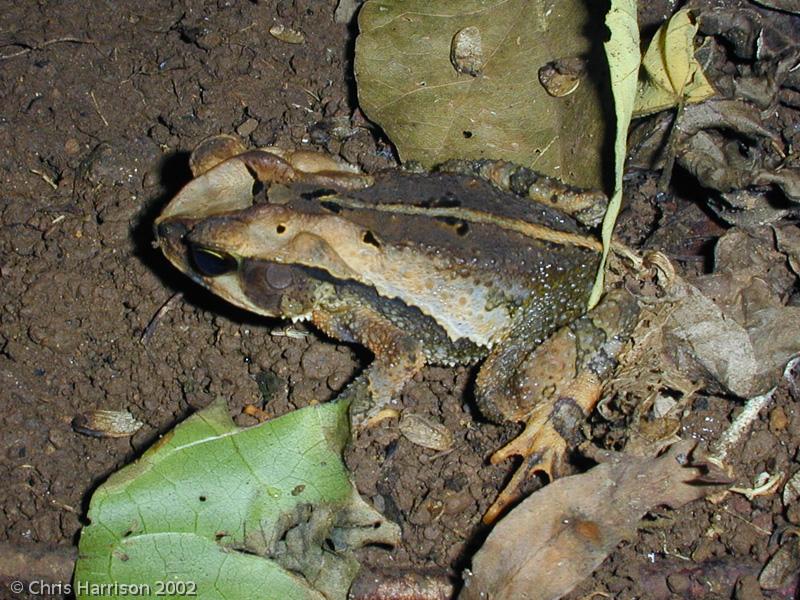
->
[657,98,687,193]
[717,506,773,536]
[90,91,109,127]
[140,293,183,344]
[0,37,96,61]
[29,169,58,190]
[729,471,784,502]
[658,530,692,562]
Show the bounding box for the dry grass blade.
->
[0,37,96,61]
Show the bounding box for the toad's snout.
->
[155,219,189,245]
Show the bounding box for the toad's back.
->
[278,170,601,346]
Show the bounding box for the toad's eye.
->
[189,246,237,277]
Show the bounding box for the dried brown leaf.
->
[663,226,800,398]
[634,10,715,117]
[461,440,717,600]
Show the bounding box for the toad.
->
[155,135,638,520]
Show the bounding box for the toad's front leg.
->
[312,305,426,428]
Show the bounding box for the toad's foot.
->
[483,372,602,524]
[335,376,386,429]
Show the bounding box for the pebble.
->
[769,406,788,432]
[269,24,305,44]
[236,118,259,138]
[64,138,80,155]
[399,413,453,451]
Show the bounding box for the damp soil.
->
[0,2,798,599]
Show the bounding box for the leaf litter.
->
[629,4,800,225]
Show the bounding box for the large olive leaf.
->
[355,0,610,190]
[74,399,399,600]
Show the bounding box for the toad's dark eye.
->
[189,246,237,277]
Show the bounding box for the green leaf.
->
[633,9,715,118]
[74,399,399,600]
[355,0,610,190]
[588,0,639,309]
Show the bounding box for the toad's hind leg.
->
[312,306,426,428]
[476,318,585,489]
[437,159,608,227]
[189,134,373,189]
[479,289,640,523]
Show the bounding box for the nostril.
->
[155,220,188,241]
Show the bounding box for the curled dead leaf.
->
[72,410,144,438]
[662,226,800,398]
[634,9,715,117]
[461,441,724,600]
[398,413,454,451]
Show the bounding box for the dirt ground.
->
[1,1,798,599]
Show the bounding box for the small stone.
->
[735,576,765,600]
[786,502,800,525]
[769,406,788,432]
[759,541,800,591]
[197,32,222,50]
[148,123,170,145]
[422,525,439,541]
[442,491,473,515]
[409,504,433,526]
[783,470,800,507]
[301,344,335,380]
[666,573,691,594]
[64,138,80,155]
[691,538,716,562]
[269,24,305,44]
[236,118,259,138]
[334,0,360,23]
[142,171,160,191]
[399,413,454,451]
